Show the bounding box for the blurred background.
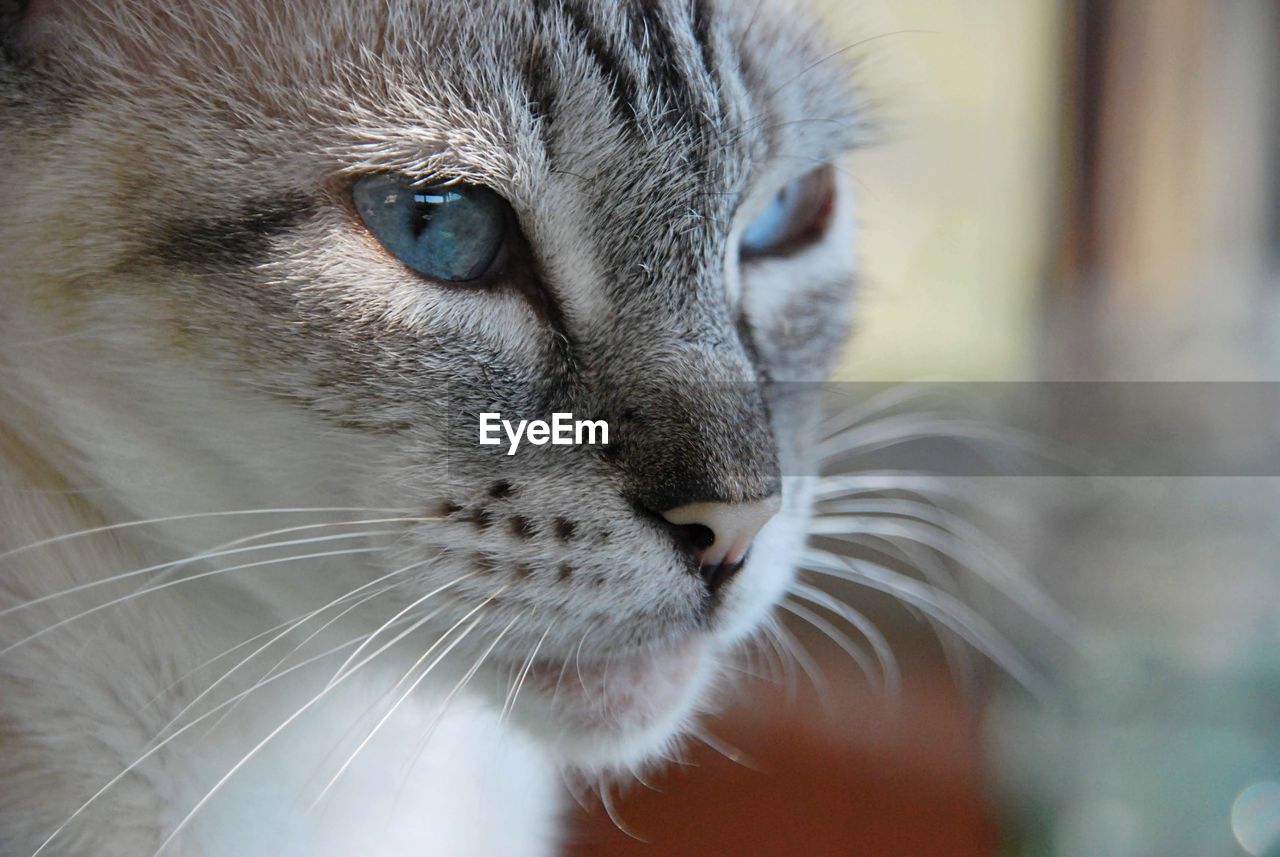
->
[571,1,1280,855]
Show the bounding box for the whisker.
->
[247,583,437,698]
[327,570,476,688]
[140,612,330,715]
[815,412,1019,465]
[778,597,880,695]
[559,769,593,814]
[817,409,1098,476]
[572,629,591,699]
[148,590,496,857]
[799,548,1050,697]
[552,628,591,709]
[768,620,833,716]
[653,746,695,768]
[787,582,901,699]
[808,514,1070,636]
[30,626,386,857]
[812,473,968,504]
[627,763,659,793]
[0,521,423,618]
[723,661,772,685]
[310,593,504,808]
[145,580,400,730]
[599,783,647,844]
[295,604,460,800]
[689,726,761,772]
[500,619,555,728]
[817,496,1003,560]
[188,587,423,751]
[756,619,798,702]
[850,535,980,698]
[1,545,389,659]
[0,507,414,564]
[151,561,443,748]
[137,557,428,715]
[820,384,942,439]
[382,610,527,830]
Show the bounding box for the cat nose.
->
[661,495,781,593]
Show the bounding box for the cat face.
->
[2,0,859,774]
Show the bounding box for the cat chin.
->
[514,519,807,775]
[505,634,718,775]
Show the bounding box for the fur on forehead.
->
[9,0,865,168]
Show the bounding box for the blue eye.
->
[739,165,837,259]
[353,174,508,282]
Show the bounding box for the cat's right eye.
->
[352,173,509,282]
[739,165,836,260]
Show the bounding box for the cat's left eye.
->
[352,173,509,282]
[739,165,836,260]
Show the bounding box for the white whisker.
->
[381,610,527,834]
[137,556,428,716]
[153,560,443,748]
[842,535,978,696]
[820,384,940,439]
[0,507,414,564]
[1,545,388,659]
[147,590,494,857]
[552,628,591,709]
[327,570,476,688]
[689,726,761,771]
[815,412,1018,465]
[599,783,647,843]
[310,593,505,809]
[30,627,391,857]
[787,582,901,699]
[799,548,1050,697]
[500,619,555,727]
[812,473,968,503]
[778,597,881,694]
[0,520,424,618]
[756,618,798,702]
[808,514,1070,636]
[768,620,833,715]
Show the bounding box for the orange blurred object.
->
[567,658,998,857]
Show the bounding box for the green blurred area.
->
[823,0,1061,381]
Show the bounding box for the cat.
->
[0,0,862,854]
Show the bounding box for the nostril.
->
[672,522,716,554]
[661,521,748,594]
[658,495,781,593]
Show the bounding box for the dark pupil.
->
[411,190,460,239]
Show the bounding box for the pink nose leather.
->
[661,495,781,569]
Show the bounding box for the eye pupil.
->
[353,175,508,283]
[410,194,450,239]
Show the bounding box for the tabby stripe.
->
[152,192,316,272]
[689,0,724,122]
[533,0,640,131]
[628,0,711,137]
[524,34,558,154]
